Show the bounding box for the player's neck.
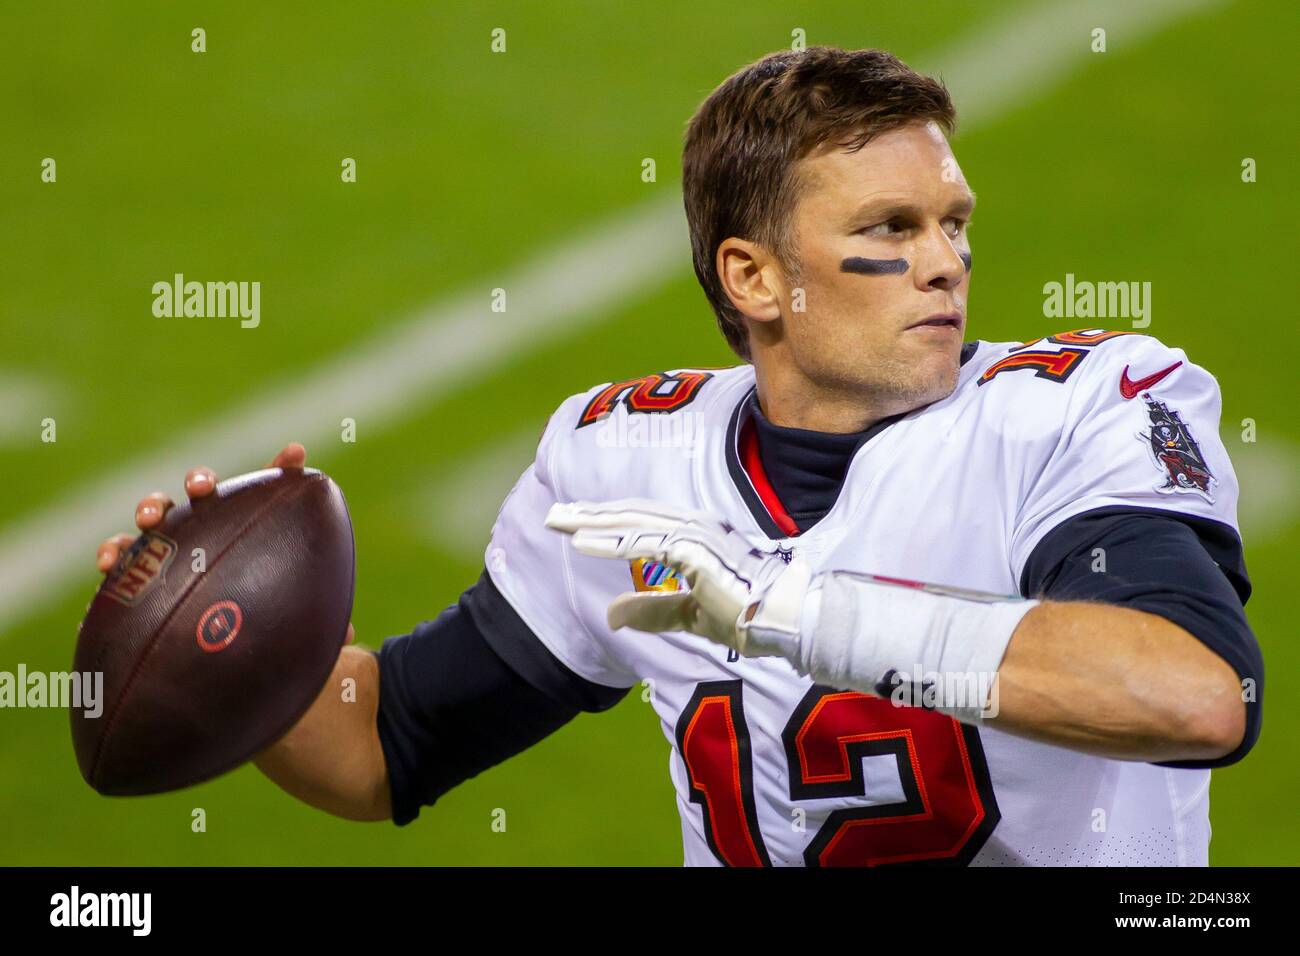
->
[753,364,907,434]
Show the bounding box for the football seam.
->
[86,472,324,789]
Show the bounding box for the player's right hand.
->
[91,442,355,645]
[94,443,307,573]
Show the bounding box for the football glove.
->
[544,498,811,660]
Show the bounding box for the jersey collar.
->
[724,342,981,540]
[724,388,902,539]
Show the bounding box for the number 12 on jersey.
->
[676,681,1000,866]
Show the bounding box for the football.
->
[71,467,355,796]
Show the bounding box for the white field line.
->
[0,0,1227,634]
[420,428,541,557]
[0,371,64,445]
[0,198,686,632]
[930,0,1226,130]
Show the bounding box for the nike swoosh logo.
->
[1119,360,1183,399]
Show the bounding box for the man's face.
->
[776,120,974,412]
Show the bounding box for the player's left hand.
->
[545,499,812,660]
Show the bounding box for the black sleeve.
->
[1019,505,1263,769]
[375,569,633,825]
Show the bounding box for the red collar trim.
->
[738,414,801,538]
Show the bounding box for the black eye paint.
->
[839,253,972,274]
[840,257,909,275]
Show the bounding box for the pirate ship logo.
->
[1137,395,1217,503]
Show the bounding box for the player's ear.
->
[717,237,783,325]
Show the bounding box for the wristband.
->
[795,571,1038,724]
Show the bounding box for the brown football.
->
[71,467,355,795]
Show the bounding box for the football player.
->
[96,47,1261,866]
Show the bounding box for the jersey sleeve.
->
[1011,335,1241,578]
[1020,508,1262,768]
[1010,336,1261,766]
[375,584,582,826]
[484,393,642,690]
[375,569,632,826]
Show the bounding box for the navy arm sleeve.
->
[375,569,633,825]
[1019,505,1263,769]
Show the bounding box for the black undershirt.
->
[748,392,879,532]
[375,400,1264,826]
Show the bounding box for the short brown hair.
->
[682,47,956,360]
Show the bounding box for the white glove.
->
[545,497,1040,723]
[544,499,811,659]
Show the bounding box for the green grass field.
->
[0,0,1295,865]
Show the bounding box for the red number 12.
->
[676,681,1000,867]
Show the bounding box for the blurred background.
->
[0,0,1293,865]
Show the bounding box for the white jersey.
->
[486,330,1239,866]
